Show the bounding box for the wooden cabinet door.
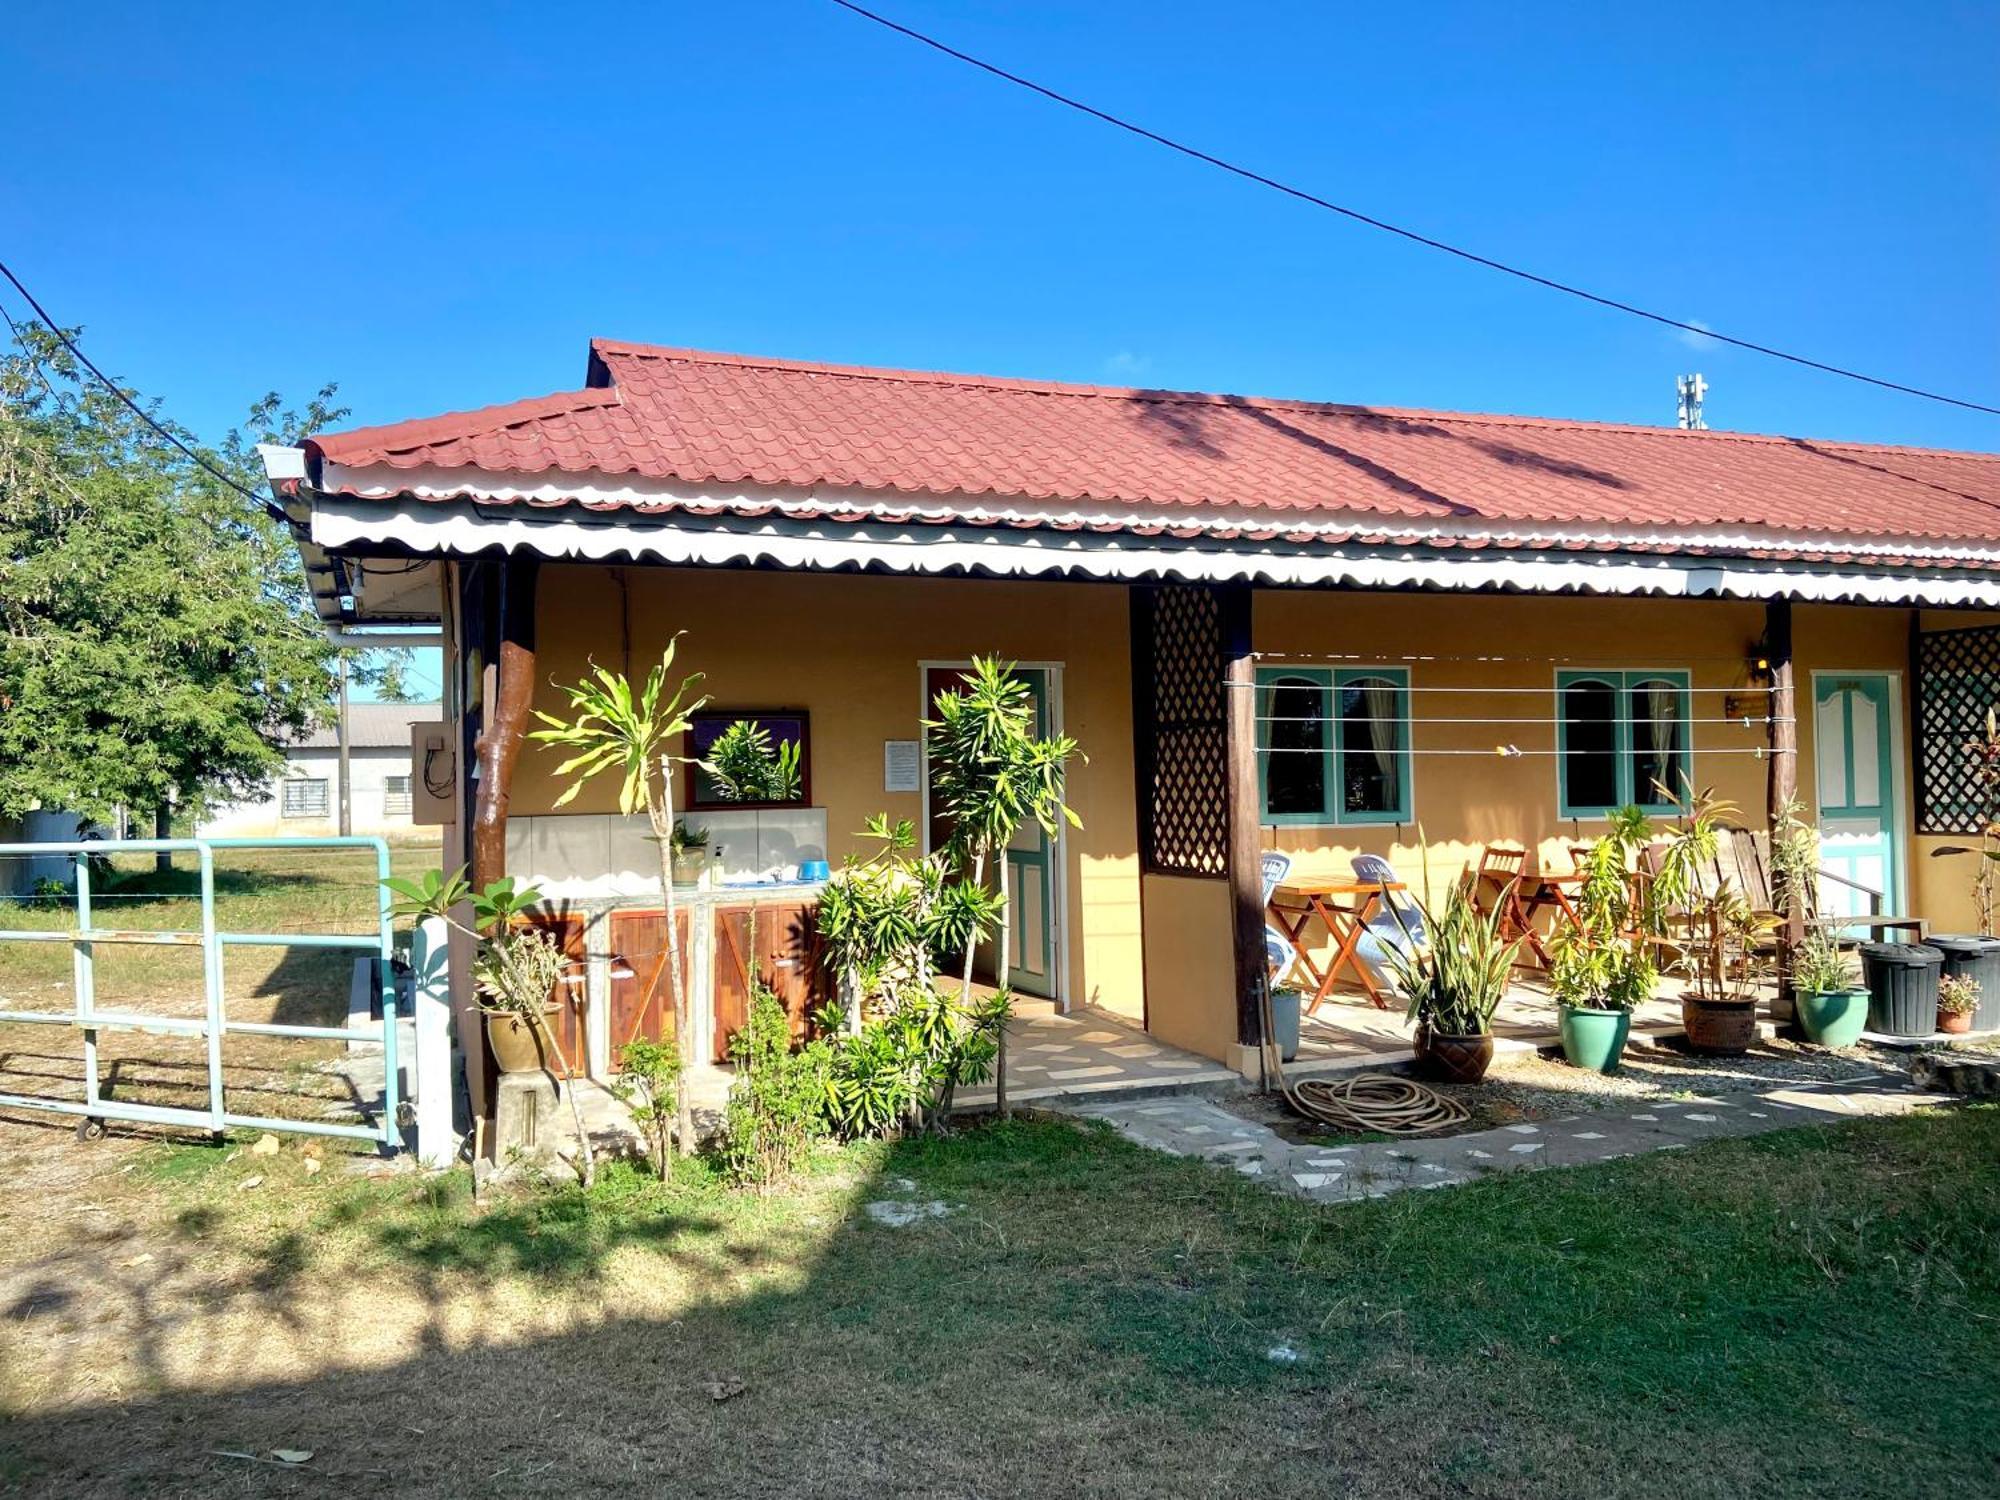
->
[605,908,691,1070]
[525,913,588,1079]
[712,901,827,1063]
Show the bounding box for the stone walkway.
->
[1056,1071,1938,1206]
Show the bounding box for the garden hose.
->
[1258,984,1471,1136]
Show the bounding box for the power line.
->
[826,1,2000,420]
[0,257,298,526]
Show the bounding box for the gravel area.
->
[1234,1034,1912,1146]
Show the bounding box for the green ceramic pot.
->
[1795,986,1869,1049]
[1558,1004,1631,1074]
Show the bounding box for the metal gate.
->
[0,836,401,1150]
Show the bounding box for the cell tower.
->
[1677,373,1708,430]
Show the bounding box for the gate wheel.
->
[75,1117,106,1142]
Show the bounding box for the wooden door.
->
[712,901,826,1063]
[525,913,588,1079]
[605,908,691,1069]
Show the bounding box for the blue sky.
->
[5,2,1998,696]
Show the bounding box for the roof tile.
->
[305,339,2000,545]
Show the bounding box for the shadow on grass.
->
[1,1112,1997,1498]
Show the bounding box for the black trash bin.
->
[1859,943,1943,1038]
[1924,935,2000,1032]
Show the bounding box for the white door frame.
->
[1809,669,1911,918]
[917,659,1070,1011]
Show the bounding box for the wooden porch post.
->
[471,554,540,890]
[1765,596,1803,1010]
[1220,584,1266,1054]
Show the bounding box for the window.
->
[281,777,329,819]
[1255,667,1411,825]
[685,711,812,811]
[383,775,412,818]
[1557,670,1690,817]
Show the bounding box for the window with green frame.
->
[1557,669,1691,816]
[1255,666,1411,825]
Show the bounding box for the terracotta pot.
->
[1938,1008,1974,1035]
[1681,995,1758,1055]
[485,1008,557,1073]
[1414,1026,1494,1085]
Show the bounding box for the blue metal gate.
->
[0,837,400,1150]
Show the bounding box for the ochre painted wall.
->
[506,564,2000,1065]
[1255,593,1999,940]
[1138,873,1237,1061]
[514,564,1144,1017]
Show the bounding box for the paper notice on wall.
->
[884,740,921,793]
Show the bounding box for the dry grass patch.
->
[0,1101,1995,1499]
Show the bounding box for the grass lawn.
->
[1,1100,1994,1498]
[0,839,440,1123]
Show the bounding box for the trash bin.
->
[1924,935,2000,1032]
[1859,942,1943,1038]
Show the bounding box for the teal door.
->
[923,665,1058,999]
[1814,675,1899,924]
[1002,669,1056,998]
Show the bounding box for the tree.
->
[924,658,1081,1116]
[0,320,393,830]
[531,637,710,1154]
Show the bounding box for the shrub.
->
[822,984,1008,1137]
[612,1035,685,1179]
[722,986,829,1187]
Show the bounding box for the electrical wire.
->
[0,257,298,527]
[826,0,2000,419]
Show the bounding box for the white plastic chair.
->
[1259,851,1292,908]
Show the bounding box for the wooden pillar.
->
[1220,583,1266,1051]
[470,554,539,890]
[1765,597,1803,1007]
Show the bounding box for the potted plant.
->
[1381,871,1522,1084]
[1268,979,1304,1064]
[670,818,711,888]
[1793,929,1867,1048]
[1548,807,1676,1073]
[1665,791,1774,1054]
[1937,973,1980,1035]
[384,867,596,1184]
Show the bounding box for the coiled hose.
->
[1259,985,1471,1136]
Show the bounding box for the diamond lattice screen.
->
[1138,586,1229,876]
[1915,625,2000,835]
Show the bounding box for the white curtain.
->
[1643,682,1679,795]
[1364,679,1400,783]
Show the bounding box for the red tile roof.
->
[306,339,2000,546]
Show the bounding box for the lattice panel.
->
[1914,625,2000,835]
[1139,586,1229,876]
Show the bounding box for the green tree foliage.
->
[0,320,393,823]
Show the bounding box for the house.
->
[264,339,2000,1130]
[197,702,442,838]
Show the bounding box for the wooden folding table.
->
[1267,875,1407,1011]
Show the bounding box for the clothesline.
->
[1227,680,1775,695]
[1254,745,1794,758]
[1251,713,1790,727]
[1249,650,1774,666]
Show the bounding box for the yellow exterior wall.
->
[514,564,1144,1017]
[1138,874,1237,1060]
[1255,592,1994,931]
[503,564,2000,1064]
